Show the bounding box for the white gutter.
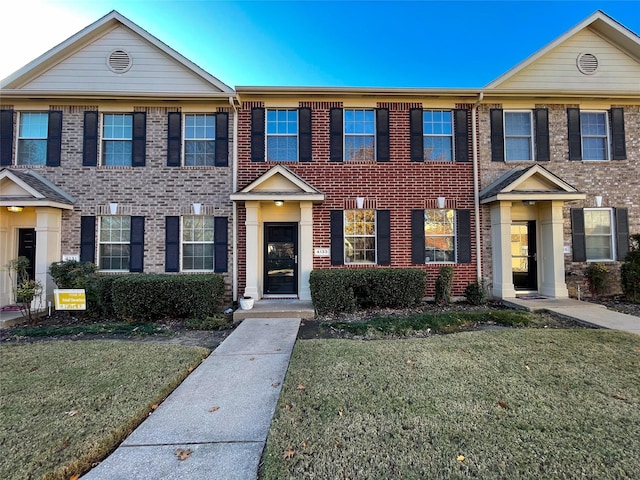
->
[229,95,239,302]
[472,92,484,282]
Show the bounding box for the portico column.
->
[491,201,516,298]
[35,207,62,304]
[539,201,569,298]
[244,201,260,299]
[299,201,313,301]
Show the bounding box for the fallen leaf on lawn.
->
[457,455,465,462]
[611,393,628,401]
[406,359,413,365]
[187,366,194,372]
[498,401,510,409]
[175,448,192,461]
[272,382,281,388]
[151,404,159,410]
[296,384,305,390]
[65,410,78,417]
[525,364,530,371]
[338,409,343,417]
[29,366,39,372]
[284,448,295,459]
[209,406,220,412]
[69,475,80,480]
[302,441,308,450]
[284,403,293,410]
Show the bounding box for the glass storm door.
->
[511,221,537,290]
[264,223,298,295]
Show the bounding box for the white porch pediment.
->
[230,165,325,203]
[0,169,75,209]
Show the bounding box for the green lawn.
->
[261,329,640,479]
[0,341,209,480]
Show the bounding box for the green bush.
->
[310,268,427,315]
[621,234,640,303]
[464,280,487,305]
[435,266,454,305]
[585,263,609,297]
[111,274,225,320]
[49,260,98,288]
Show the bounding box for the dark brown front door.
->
[18,228,36,281]
[264,223,297,295]
[511,221,537,290]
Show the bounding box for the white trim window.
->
[102,114,133,166]
[581,111,610,161]
[17,112,48,165]
[99,216,131,271]
[184,114,216,166]
[423,110,453,161]
[344,109,375,162]
[504,111,533,161]
[584,208,615,261]
[182,215,215,271]
[424,209,456,263]
[266,109,298,161]
[344,210,376,263]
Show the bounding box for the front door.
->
[18,228,36,281]
[264,223,298,295]
[511,221,537,290]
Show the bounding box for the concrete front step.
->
[232,300,315,322]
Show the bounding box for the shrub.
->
[111,274,225,320]
[585,263,609,297]
[435,266,454,305]
[310,268,427,316]
[464,280,487,305]
[49,260,98,288]
[621,234,640,303]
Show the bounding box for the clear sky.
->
[2,0,639,88]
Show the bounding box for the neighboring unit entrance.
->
[264,223,298,295]
[18,228,36,281]
[511,221,537,290]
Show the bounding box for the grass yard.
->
[261,329,640,480]
[0,341,209,480]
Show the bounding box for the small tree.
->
[585,263,609,297]
[5,256,43,323]
[435,266,454,305]
[621,234,640,303]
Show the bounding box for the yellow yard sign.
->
[54,289,87,310]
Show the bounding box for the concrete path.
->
[503,297,640,335]
[82,317,301,480]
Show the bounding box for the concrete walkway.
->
[82,317,301,480]
[503,297,640,335]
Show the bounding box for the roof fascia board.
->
[503,165,579,193]
[239,165,321,194]
[0,200,75,210]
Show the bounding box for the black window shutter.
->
[80,216,96,264]
[330,108,343,162]
[299,107,312,162]
[251,107,265,162]
[567,108,582,161]
[330,210,344,265]
[215,112,229,166]
[409,108,423,162]
[610,108,626,160]
[411,209,425,264]
[571,208,586,262]
[214,216,228,273]
[167,112,181,167]
[83,111,98,166]
[129,216,145,272]
[615,208,629,261]
[132,112,146,167]
[534,108,550,161]
[165,216,180,272]
[46,110,63,167]
[377,210,391,264]
[457,209,472,264]
[454,108,469,163]
[0,109,14,166]
[376,108,390,162]
[490,109,504,162]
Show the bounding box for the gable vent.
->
[108,50,132,73]
[577,53,598,75]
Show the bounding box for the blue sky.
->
[2,1,639,88]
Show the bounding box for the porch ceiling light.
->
[274,200,284,207]
[7,206,23,213]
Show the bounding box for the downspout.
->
[229,95,239,302]
[472,92,484,282]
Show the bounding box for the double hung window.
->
[184,114,216,166]
[102,114,133,166]
[424,209,456,262]
[17,112,48,165]
[580,112,609,161]
[344,210,376,263]
[344,109,375,162]
[423,110,453,161]
[584,209,614,261]
[182,215,215,271]
[99,216,131,271]
[266,110,298,161]
[504,111,533,161]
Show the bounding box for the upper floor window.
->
[584,208,614,261]
[182,215,215,271]
[102,114,132,166]
[424,209,456,262]
[99,215,131,271]
[344,109,375,162]
[423,110,453,161]
[267,110,298,161]
[184,114,216,166]
[17,112,48,165]
[580,112,609,161]
[504,111,533,161]
[344,209,376,263]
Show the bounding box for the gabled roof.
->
[480,165,585,204]
[0,10,233,97]
[230,165,325,203]
[485,10,640,93]
[0,169,75,209]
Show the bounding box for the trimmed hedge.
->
[310,268,427,315]
[111,274,225,320]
